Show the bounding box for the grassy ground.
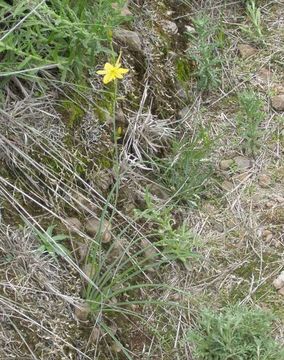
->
[0,0,284,359]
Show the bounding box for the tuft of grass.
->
[0,0,128,85]
[242,0,264,43]
[236,90,265,155]
[158,128,214,205]
[186,16,222,91]
[188,305,284,360]
[135,191,199,263]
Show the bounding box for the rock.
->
[257,68,271,82]
[220,159,234,170]
[272,271,284,290]
[85,218,112,243]
[74,303,90,321]
[258,174,271,188]
[73,192,97,214]
[233,156,252,171]
[184,25,196,34]
[238,44,257,59]
[77,242,90,263]
[262,229,273,242]
[64,217,82,233]
[89,327,101,343]
[141,239,158,259]
[113,29,142,52]
[160,20,178,34]
[278,287,284,296]
[179,106,190,119]
[221,180,234,192]
[111,342,122,353]
[271,95,284,111]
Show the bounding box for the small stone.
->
[238,44,257,59]
[278,287,284,296]
[64,217,82,233]
[73,192,97,214]
[141,239,158,259]
[271,95,284,111]
[221,180,234,192]
[257,68,271,82]
[220,159,234,170]
[179,106,190,119]
[259,174,271,188]
[262,229,273,242]
[113,29,142,52]
[74,303,90,321]
[77,242,90,263]
[111,342,122,353]
[233,156,252,171]
[184,25,196,34]
[89,327,101,343]
[160,20,178,34]
[273,271,284,290]
[85,218,112,243]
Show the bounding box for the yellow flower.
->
[97,53,129,84]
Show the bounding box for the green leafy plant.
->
[188,306,284,359]
[0,0,128,85]
[159,128,213,205]
[36,224,69,258]
[186,16,222,90]
[135,191,199,263]
[242,0,264,42]
[237,90,265,155]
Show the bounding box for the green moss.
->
[175,57,191,83]
[60,100,85,129]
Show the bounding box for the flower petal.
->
[117,68,129,75]
[104,62,113,71]
[103,73,115,84]
[97,69,107,75]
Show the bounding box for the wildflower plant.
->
[97,53,129,84]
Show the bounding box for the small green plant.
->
[135,191,199,263]
[159,128,213,205]
[236,90,265,154]
[36,224,69,258]
[187,16,222,90]
[242,0,264,42]
[0,0,128,86]
[188,306,284,359]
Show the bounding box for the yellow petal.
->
[97,69,107,75]
[104,62,113,71]
[117,68,129,75]
[103,73,115,84]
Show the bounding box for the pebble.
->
[74,303,90,321]
[233,156,252,171]
[258,174,271,188]
[179,106,190,119]
[278,287,284,296]
[85,218,112,243]
[77,242,90,263]
[238,44,257,59]
[89,327,101,343]
[271,95,284,111]
[257,68,271,82]
[220,159,234,170]
[64,217,82,233]
[272,271,284,290]
[184,25,196,34]
[113,29,142,52]
[160,20,178,34]
[221,180,234,192]
[73,192,97,214]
